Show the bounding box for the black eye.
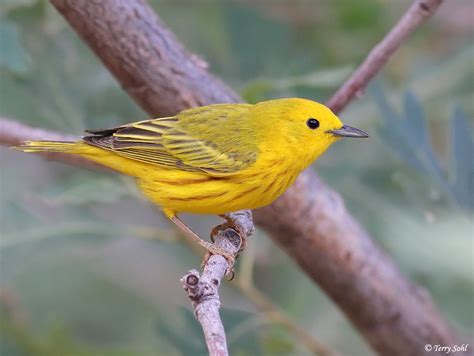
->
[306,118,320,129]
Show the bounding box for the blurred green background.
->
[0,0,472,355]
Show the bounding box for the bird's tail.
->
[16,140,83,153]
[15,140,151,178]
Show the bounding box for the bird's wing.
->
[82,104,259,175]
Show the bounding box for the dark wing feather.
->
[82,106,258,175]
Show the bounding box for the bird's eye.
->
[306,118,320,130]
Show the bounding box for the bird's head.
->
[253,98,368,168]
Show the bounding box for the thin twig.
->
[180,211,253,356]
[235,279,338,356]
[327,0,444,114]
[179,211,336,355]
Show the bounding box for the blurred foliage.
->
[0,21,31,75]
[0,0,472,355]
[374,88,473,210]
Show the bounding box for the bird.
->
[17,98,368,268]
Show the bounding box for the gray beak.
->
[327,125,369,138]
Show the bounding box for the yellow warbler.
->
[17,98,367,261]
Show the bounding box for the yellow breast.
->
[138,150,302,215]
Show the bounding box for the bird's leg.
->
[170,214,235,275]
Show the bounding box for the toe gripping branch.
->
[181,210,254,317]
[208,210,255,279]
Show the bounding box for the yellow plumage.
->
[17,98,367,258]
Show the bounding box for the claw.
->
[200,248,236,280]
[210,221,232,242]
[212,215,248,257]
[226,267,235,281]
[170,213,245,280]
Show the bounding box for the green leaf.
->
[373,85,473,210]
[373,86,424,169]
[402,91,444,181]
[403,91,427,146]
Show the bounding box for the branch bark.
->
[255,170,458,355]
[49,0,239,117]
[181,211,254,356]
[1,0,463,355]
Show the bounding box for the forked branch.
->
[181,211,254,356]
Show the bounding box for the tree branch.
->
[181,248,235,356]
[254,170,459,355]
[49,0,239,117]
[181,211,254,356]
[327,0,444,113]
[0,0,463,354]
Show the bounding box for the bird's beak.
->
[327,125,369,138]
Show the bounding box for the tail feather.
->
[15,140,81,153]
[15,140,149,177]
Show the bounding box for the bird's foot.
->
[200,244,236,280]
[210,215,248,256]
[170,214,236,277]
